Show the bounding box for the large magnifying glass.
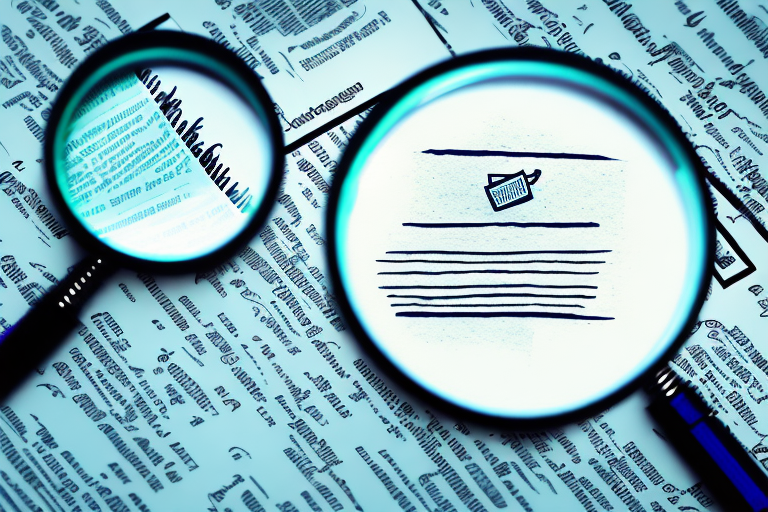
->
[0,31,283,399]
[328,48,714,426]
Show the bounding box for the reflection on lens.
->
[330,51,711,422]
[55,63,274,262]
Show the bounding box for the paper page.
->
[123,0,453,145]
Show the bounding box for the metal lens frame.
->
[44,31,284,273]
[327,48,714,427]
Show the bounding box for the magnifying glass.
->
[328,48,714,426]
[0,31,283,399]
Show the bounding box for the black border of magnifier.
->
[44,31,284,274]
[326,47,715,429]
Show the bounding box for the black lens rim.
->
[44,30,284,274]
[326,47,715,429]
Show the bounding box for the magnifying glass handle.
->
[648,366,768,511]
[0,255,115,403]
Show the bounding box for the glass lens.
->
[332,59,710,420]
[53,61,275,262]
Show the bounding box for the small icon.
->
[484,169,541,212]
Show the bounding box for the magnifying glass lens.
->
[49,34,281,267]
[0,33,284,401]
[329,50,712,423]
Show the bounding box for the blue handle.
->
[648,367,768,512]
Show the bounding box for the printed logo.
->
[484,169,541,211]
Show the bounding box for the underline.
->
[377,259,605,265]
[379,270,599,275]
[423,149,619,161]
[391,303,585,309]
[387,293,596,300]
[379,284,598,290]
[387,250,612,255]
[402,222,600,228]
[396,311,615,320]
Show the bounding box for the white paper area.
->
[339,79,694,416]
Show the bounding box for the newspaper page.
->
[124,0,453,145]
[0,0,766,511]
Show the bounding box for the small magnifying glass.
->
[328,48,714,426]
[0,31,283,399]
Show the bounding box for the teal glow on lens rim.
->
[332,53,712,421]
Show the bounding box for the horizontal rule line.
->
[422,149,619,161]
[396,311,615,320]
[376,259,605,265]
[387,250,612,255]
[391,303,585,308]
[379,284,598,290]
[379,270,599,275]
[402,222,600,228]
[387,293,596,300]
